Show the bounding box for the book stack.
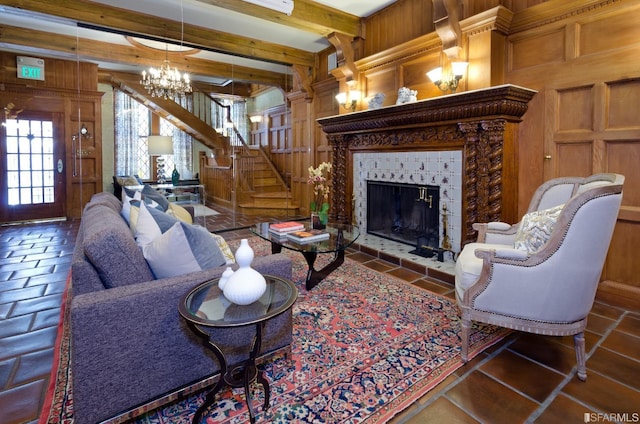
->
[268,221,305,238]
[286,229,330,244]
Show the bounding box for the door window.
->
[5,118,56,205]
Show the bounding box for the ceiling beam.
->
[193,0,361,37]
[0,0,316,67]
[0,24,292,87]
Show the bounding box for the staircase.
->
[236,147,300,215]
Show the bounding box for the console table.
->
[125,183,205,205]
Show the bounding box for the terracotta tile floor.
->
[1,206,639,424]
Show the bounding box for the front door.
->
[1,112,66,222]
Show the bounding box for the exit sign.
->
[17,56,45,81]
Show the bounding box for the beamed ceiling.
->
[0,0,398,94]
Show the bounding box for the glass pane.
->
[19,137,30,154]
[31,121,42,137]
[5,119,18,135]
[6,154,18,170]
[42,121,53,137]
[32,187,43,204]
[32,154,43,170]
[42,138,53,154]
[7,171,19,188]
[6,136,18,153]
[8,188,19,205]
[20,188,31,205]
[19,154,31,171]
[17,120,29,134]
[43,154,54,170]
[20,170,31,186]
[44,187,55,203]
[43,171,54,186]
[32,171,43,186]
[31,138,43,153]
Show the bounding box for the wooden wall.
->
[505,0,640,309]
[0,52,102,220]
[311,0,640,309]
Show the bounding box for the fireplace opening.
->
[367,181,440,253]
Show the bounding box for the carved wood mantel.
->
[316,84,537,245]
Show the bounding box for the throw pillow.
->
[120,188,141,224]
[167,203,193,224]
[142,184,170,211]
[134,201,179,246]
[142,221,227,279]
[212,233,235,264]
[514,204,564,253]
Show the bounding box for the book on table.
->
[286,229,330,243]
[269,221,305,234]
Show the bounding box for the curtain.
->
[114,89,147,177]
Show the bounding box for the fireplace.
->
[367,181,440,249]
[317,85,537,248]
[354,150,462,254]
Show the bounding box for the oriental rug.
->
[41,238,507,424]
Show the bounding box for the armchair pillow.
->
[513,204,564,253]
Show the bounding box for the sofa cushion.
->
[82,205,154,289]
[514,204,564,253]
[142,221,227,278]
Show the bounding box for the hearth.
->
[367,181,440,251]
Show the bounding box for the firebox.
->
[366,181,440,251]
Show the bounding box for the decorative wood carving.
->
[317,84,536,245]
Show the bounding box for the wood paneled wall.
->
[309,0,640,309]
[505,0,640,309]
[0,52,102,220]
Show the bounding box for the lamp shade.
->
[147,136,173,155]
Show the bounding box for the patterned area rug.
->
[41,238,507,424]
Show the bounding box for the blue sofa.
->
[70,192,293,423]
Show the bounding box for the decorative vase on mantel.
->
[222,239,266,305]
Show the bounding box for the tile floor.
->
[1,206,639,424]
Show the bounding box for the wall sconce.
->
[335,89,361,112]
[249,115,262,123]
[426,61,468,94]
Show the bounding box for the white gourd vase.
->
[218,266,234,291]
[222,239,266,305]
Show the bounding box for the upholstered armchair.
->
[455,173,624,381]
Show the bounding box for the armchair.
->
[455,173,624,381]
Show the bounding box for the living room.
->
[0,0,639,423]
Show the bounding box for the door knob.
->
[544,155,552,160]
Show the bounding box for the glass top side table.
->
[179,275,297,423]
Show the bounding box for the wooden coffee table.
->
[251,222,360,290]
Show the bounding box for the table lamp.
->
[147,135,173,183]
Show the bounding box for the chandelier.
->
[141,50,192,100]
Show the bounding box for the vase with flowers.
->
[308,161,332,229]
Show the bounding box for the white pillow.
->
[514,204,564,253]
[134,201,179,246]
[120,189,141,224]
[142,221,227,279]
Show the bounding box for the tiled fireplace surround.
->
[317,85,537,272]
[353,150,463,253]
